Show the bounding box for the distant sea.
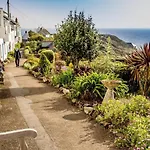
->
[22,28,150,47]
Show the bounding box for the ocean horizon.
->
[21,28,150,47]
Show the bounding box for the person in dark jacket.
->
[14,49,21,67]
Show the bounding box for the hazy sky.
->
[1,0,150,29]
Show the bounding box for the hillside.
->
[100,34,135,56]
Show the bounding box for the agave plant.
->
[125,43,150,96]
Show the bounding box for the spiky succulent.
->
[125,43,150,95]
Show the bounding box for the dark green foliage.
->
[54,10,100,67]
[125,43,150,96]
[71,73,107,101]
[115,82,129,98]
[51,69,74,88]
[71,72,128,101]
[41,50,54,63]
[39,53,51,76]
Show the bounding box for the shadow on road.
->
[0,86,57,99]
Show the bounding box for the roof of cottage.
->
[37,27,50,36]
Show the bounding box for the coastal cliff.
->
[100,34,135,56]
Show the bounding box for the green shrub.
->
[26,56,39,68]
[39,53,52,76]
[115,116,150,149]
[29,34,45,41]
[51,68,74,88]
[41,50,54,63]
[26,41,38,52]
[23,56,40,70]
[91,54,127,75]
[25,46,32,53]
[94,95,150,149]
[71,72,107,101]
[23,62,32,70]
[24,49,29,58]
[7,51,14,61]
[96,100,129,128]
[126,95,150,117]
[8,51,14,57]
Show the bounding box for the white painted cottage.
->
[0,8,22,61]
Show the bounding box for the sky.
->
[1,0,150,29]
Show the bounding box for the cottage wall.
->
[0,8,22,61]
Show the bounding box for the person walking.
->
[14,48,21,67]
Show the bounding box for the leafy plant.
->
[54,10,100,67]
[41,50,54,63]
[39,53,52,76]
[24,49,29,58]
[94,95,150,149]
[126,95,150,117]
[23,62,32,70]
[96,100,129,128]
[51,68,74,88]
[125,43,150,96]
[26,41,38,52]
[74,66,92,76]
[55,60,66,73]
[115,116,150,149]
[71,72,107,101]
[7,51,14,61]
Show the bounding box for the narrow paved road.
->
[4,60,117,150]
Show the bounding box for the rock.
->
[59,87,63,92]
[56,84,60,88]
[62,88,70,95]
[84,106,94,115]
[71,99,77,103]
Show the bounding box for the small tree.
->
[54,10,100,67]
